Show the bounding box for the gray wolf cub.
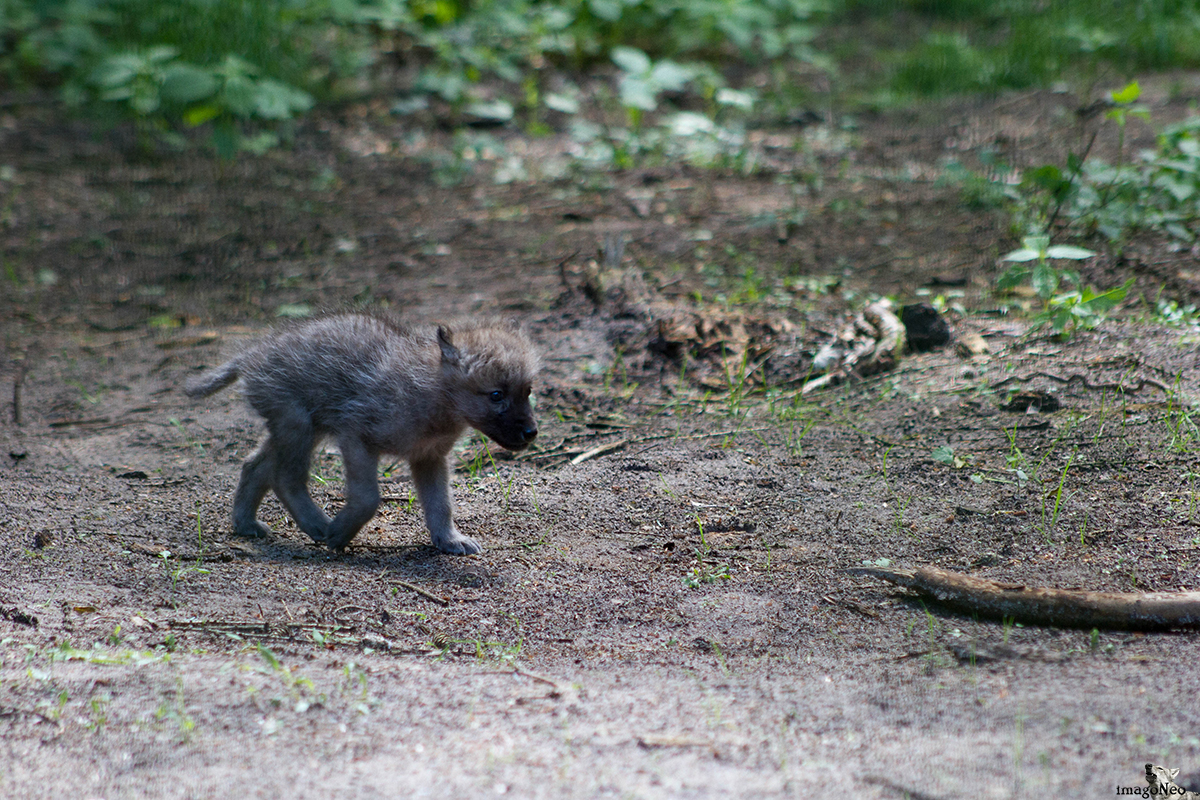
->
[187,314,539,554]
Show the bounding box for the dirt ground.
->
[3,76,1200,799]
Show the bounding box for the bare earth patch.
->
[3,81,1200,798]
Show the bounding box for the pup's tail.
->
[185,359,241,398]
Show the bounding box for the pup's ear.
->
[506,318,521,331]
[437,325,460,365]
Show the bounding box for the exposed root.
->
[847,565,1200,630]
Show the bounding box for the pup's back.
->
[239,315,440,438]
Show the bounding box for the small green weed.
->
[682,517,732,588]
[168,416,206,455]
[85,693,111,733]
[253,643,325,712]
[998,235,1130,336]
[155,676,195,742]
[1038,448,1077,542]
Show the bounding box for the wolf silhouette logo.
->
[1146,764,1200,799]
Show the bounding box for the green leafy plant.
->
[5,0,823,159]
[998,235,1130,334]
[5,1,322,154]
[1006,82,1200,246]
[998,235,1095,302]
[931,445,970,469]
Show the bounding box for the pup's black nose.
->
[523,426,538,443]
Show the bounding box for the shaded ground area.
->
[3,79,1200,798]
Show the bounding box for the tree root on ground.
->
[847,565,1200,630]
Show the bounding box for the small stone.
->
[901,303,951,351]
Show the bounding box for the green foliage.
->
[843,1,1200,97]
[1001,82,1200,246]
[998,235,1097,301]
[3,1,323,154]
[9,1,1200,163]
[1071,113,1200,243]
[3,0,826,155]
[998,235,1131,335]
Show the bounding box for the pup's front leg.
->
[410,454,481,555]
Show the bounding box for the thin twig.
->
[1047,128,1098,234]
[570,438,629,465]
[388,579,449,607]
[11,354,28,425]
[486,667,579,700]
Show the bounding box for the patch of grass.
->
[682,516,732,588]
[456,636,524,664]
[251,643,325,712]
[1037,448,1077,543]
[1164,379,1200,454]
[157,508,212,608]
[155,676,195,743]
[838,1,1200,99]
[168,416,206,455]
[878,444,916,537]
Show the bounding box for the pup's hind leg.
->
[411,454,481,555]
[232,436,276,538]
[269,414,332,543]
[323,436,381,551]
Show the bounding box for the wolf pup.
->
[186,314,539,554]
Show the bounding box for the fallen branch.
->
[847,565,1200,630]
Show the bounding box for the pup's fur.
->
[186,314,539,554]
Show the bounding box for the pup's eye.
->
[489,390,504,402]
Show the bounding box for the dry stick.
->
[530,427,774,464]
[1047,128,1099,234]
[11,355,27,425]
[388,579,450,607]
[569,438,629,465]
[848,565,1200,631]
[495,667,578,698]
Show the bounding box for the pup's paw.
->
[432,530,482,555]
[234,520,272,539]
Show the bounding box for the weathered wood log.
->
[802,300,906,394]
[862,299,906,370]
[846,565,1200,631]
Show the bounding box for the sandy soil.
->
[2,79,1200,798]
